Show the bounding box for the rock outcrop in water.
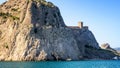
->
[101,43,120,59]
[114,48,120,53]
[101,43,117,52]
[0,0,116,61]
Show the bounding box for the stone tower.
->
[78,21,83,28]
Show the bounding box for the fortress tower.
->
[78,21,83,28]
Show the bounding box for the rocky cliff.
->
[0,0,116,61]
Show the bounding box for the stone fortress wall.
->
[68,21,88,30]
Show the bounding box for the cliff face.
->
[0,0,116,61]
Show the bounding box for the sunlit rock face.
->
[0,0,115,61]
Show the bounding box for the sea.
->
[0,60,120,68]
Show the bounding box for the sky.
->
[0,0,120,48]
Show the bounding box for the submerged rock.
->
[0,0,116,61]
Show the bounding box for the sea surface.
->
[0,60,120,68]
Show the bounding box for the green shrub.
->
[11,16,19,20]
[0,12,19,20]
[4,43,8,49]
[0,12,8,19]
[11,8,18,11]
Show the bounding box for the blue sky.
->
[0,0,120,48]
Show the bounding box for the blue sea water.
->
[0,60,120,68]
